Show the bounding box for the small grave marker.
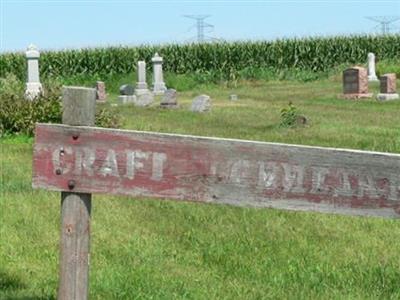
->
[119,84,135,96]
[135,91,154,107]
[190,94,212,112]
[229,94,238,101]
[160,89,178,109]
[377,73,399,101]
[95,81,106,102]
[118,84,136,104]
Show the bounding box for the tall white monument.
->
[151,53,166,95]
[25,44,43,100]
[367,52,378,82]
[135,61,149,96]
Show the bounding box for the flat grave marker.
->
[377,73,399,101]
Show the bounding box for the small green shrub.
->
[95,107,122,129]
[0,73,24,98]
[279,102,307,128]
[0,74,121,136]
[0,94,62,136]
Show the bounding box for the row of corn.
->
[1,35,399,80]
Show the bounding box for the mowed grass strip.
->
[1,77,400,299]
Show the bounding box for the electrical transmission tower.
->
[365,16,400,34]
[183,15,217,43]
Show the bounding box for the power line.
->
[365,16,400,34]
[183,15,218,43]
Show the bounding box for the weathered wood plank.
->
[33,123,400,218]
[58,87,95,300]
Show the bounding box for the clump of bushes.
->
[279,102,307,128]
[0,74,120,136]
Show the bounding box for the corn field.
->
[1,35,399,80]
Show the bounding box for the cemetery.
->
[1,34,400,299]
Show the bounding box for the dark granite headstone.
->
[119,84,135,96]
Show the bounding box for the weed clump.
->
[279,102,307,128]
[0,74,121,136]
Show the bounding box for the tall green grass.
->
[1,35,399,81]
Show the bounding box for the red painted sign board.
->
[32,123,400,218]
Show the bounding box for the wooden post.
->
[58,87,96,300]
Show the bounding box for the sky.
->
[1,0,399,53]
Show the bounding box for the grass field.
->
[1,74,400,299]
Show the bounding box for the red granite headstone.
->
[380,73,397,94]
[342,67,372,99]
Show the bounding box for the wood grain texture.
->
[33,124,400,218]
[58,87,95,300]
[59,192,91,300]
[62,86,96,126]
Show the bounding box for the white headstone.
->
[25,44,43,100]
[151,53,166,95]
[135,91,154,107]
[367,52,378,82]
[190,94,212,113]
[118,95,137,104]
[136,61,149,95]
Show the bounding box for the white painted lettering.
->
[333,170,352,197]
[100,149,119,177]
[151,152,167,181]
[229,160,250,184]
[282,163,305,193]
[358,175,380,199]
[389,176,400,201]
[258,162,278,188]
[124,150,149,179]
[74,148,96,176]
[310,167,330,194]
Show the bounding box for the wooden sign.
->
[33,123,400,218]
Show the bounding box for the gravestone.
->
[135,91,154,107]
[118,84,136,104]
[119,84,135,96]
[229,94,238,101]
[342,67,372,99]
[135,61,149,96]
[95,81,106,102]
[190,94,212,112]
[367,53,378,82]
[377,73,399,101]
[152,53,167,95]
[25,44,43,100]
[160,89,178,109]
[119,95,137,104]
